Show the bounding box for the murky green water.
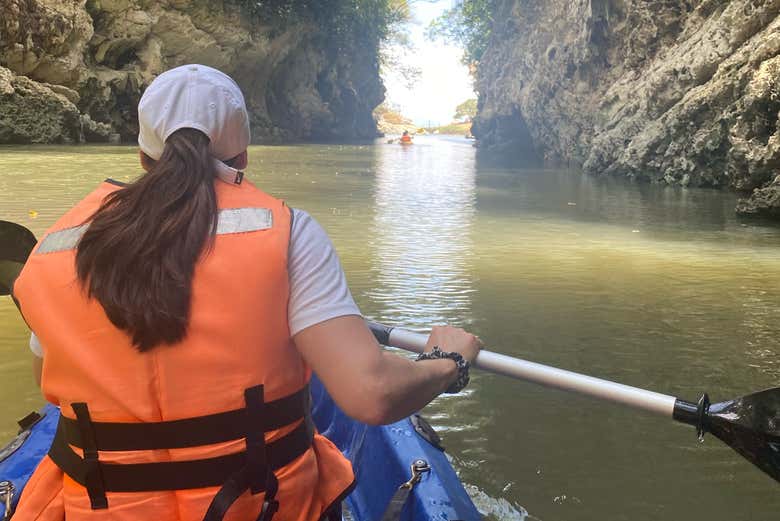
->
[1,137,779,521]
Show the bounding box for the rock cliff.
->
[0,0,384,144]
[473,0,780,217]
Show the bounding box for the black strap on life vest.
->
[48,384,313,521]
[54,384,311,451]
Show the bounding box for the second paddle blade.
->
[0,220,37,296]
[708,387,780,483]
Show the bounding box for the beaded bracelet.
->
[415,346,470,394]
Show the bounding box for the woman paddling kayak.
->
[11,64,481,521]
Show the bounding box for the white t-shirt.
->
[29,209,360,357]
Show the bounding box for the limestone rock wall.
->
[0,0,384,144]
[474,0,780,217]
[0,65,111,143]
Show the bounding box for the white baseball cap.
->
[138,64,250,184]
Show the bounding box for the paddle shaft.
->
[368,322,680,419]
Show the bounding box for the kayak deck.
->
[0,376,481,520]
[311,377,480,520]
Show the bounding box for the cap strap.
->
[213,159,244,186]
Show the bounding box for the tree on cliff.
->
[237,0,411,53]
[374,101,413,125]
[427,0,496,66]
[238,0,416,86]
[454,98,477,122]
[378,0,421,88]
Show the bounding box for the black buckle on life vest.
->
[258,496,280,521]
[245,385,268,493]
[71,403,108,509]
[203,385,286,521]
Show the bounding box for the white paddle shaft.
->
[378,324,677,418]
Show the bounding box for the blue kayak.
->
[0,376,481,520]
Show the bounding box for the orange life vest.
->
[13,179,354,521]
[400,135,412,143]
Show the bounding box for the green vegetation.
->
[377,1,420,88]
[374,102,413,126]
[233,1,411,52]
[232,1,417,92]
[454,98,478,121]
[427,0,497,65]
[431,121,472,135]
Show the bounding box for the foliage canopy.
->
[233,0,411,53]
[374,101,413,125]
[427,0,496,66]
[454,98,477,121]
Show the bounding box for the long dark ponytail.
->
[76,128,218,351]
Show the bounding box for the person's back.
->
[15,177,352,521]
[12,64,480,521]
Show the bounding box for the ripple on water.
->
[463,483,535,521]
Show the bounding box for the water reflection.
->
[472,163,739,235]
[362,137,531,520]
[366,137,477,330]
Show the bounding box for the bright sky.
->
[382,1,475,127]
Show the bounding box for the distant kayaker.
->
[400,130,413,143]
[12,64,481,521]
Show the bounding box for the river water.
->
[1,137,779,521]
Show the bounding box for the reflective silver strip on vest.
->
[36,224,90,254]
[216,208,273,235]
[35,208,273,255]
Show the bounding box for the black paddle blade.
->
[0,220,37,296]
[708,388,780,482]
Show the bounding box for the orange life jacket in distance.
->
[13,178,354,521]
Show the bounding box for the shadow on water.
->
[475,144,544,170]
[472,153,780,248]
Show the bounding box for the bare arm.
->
[294,315,479,425]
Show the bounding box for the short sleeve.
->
[30,332,44,358]
[288,209,361,336]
